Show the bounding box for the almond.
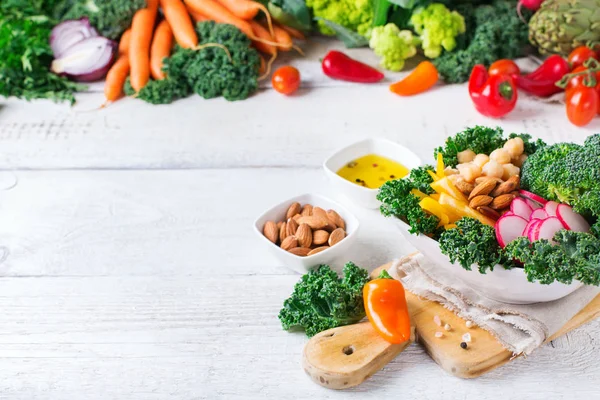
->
[286,218,299,236]
[286,202,301,220]
[308,246,329,256]
[490,176,520,197]
[475,176,503,185]
[313,207,336,232]
[276,221,283,229]
[327,209,345,230]
[263,221,278,244]
[296,223,313,248]
[297,215,329,230]
[293,214,302,222]
[288,247,311,257]
[279,222,288,242]
[313,230,330,245]
[281,236,298,251]
[328,228,346,247]
[469,195,493,209]
[477,206,500,220]
[490,194,515,210]
[454,179,475,195]
[301,204,313,217]
[469,178,498,200]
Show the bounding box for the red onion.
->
[50,18,99,58]
[51,37,116,82]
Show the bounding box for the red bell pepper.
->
[515,54,570,97]
[322,50,384,83]
[469,64,517,118]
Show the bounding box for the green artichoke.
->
[529,0,600,55]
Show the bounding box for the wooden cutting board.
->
[303,262,600,388]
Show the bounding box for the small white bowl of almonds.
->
[254,193,360,274]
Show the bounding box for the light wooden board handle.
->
[302,322,414,390]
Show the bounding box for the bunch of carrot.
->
[104,0,305,104]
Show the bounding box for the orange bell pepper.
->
[389,61,439,96]
[363,271,411,344]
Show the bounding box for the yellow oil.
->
[336,154,409,189]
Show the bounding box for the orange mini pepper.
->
[363,271,411,344]
[389,61,438,96]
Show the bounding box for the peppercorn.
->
[460,342,468,349]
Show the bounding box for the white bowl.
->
[253,193,360,274]
[393,219,583,304]
[323,138,422,209]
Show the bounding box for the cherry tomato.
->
[272,66,300,95]
[488,59,520,78]
[568,46,598,69]
[566,86,598,127]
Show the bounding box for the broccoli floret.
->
[306,0,372,36]
[377,178,440,236]
[434,126,506,167]
[57,0,145,40]
[410,3,466,59]
[278,262,370,337]
[368,23,418,71]
[439,217,512,274]
[409,165,436,195]
[505,231,600,286]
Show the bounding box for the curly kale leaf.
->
[439,217,512,274]
[278,262,370,337]
[409,165,436,195]
[434,126,506,167]
[378,178,440,236]
[505,231,600,286]
[124,76,191,105]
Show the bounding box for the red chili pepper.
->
[469,64,517,118]
[515,55,570,97]
[321,50,384,83]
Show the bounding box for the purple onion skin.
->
[67,41,117,82]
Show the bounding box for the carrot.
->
[160,0,197,49]
[258,54,266,75]
[271,24,292,51]
[118,29,132,54]
[250,20,276,56]
[279,24,305,41]
[129,8,157,92]
[185,0,255,37]
[104,56,130,102]
[189,9,210,22]
[147,0,159,12]
[216,0,273,36]
[150,20,173,80]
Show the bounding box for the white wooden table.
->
[1,43,599,399]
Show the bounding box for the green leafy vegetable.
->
[505,231,600,286]
[373,0,392,27]
[278,262,370,337]
[378,178,440,236]
[316,18,369,48]
[438,217,513,274]
[124,76,191,105]
[433,126,506,167]
[368,23,418,70]
[267,0,312,31]
[409,165,436,194]
[410,3,466,59]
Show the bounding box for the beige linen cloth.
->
[387,253,600,355]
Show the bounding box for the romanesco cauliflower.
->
[369,23,418,71]
[306,0,373,37]
[410,3,466,59]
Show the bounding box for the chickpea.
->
[482,160,504,178]
[457,149,476,164]
[503,137,524,158]
[473,154,490,168]
[489,148,511,164]
[457,162,482,183]
[502,163,520,180]
[512,153,528,168]
[444,167,459,176]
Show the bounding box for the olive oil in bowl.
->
[337,154,409,189]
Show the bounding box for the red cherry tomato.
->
[566,86,598,127]
[272,66,300,95]
[488,59,520,78]
[568,46,598,69]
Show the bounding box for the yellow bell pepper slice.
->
[436,153,445,177]
[444,224,457,230]
[430,193,440,201]
[438,193,496,227]
[419,197,450,225]
[427,170,441,182]
[411,189,428,199]
[430,177,468,203]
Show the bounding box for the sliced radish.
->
[556,204,590,232]
[528,220,542,241]
[495,214,528,248]
[537,217,565,244]
[530,209,548,220]
[524,198,542,210]
[524,218,541,238]
[510,198,533,220]
[544,201,559,217]
[519,190,548,205]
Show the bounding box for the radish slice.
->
[524,218,541,238]
[544,201,559,217]
[556,204,590,232]
[519,190,548,205]
[530,209,548,220]
[495,214,528,248]
[528,219,542,241]
[510,198,533,220]
[524,198,542,210]
[537,217,566,244]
